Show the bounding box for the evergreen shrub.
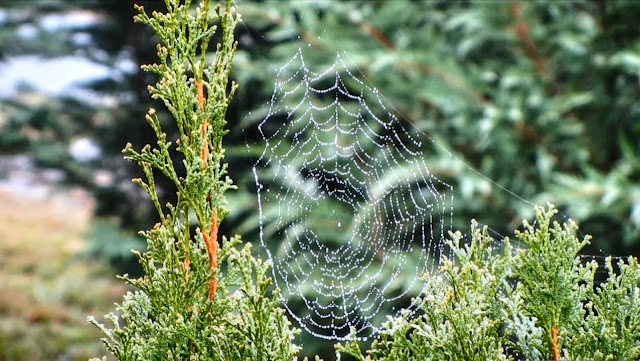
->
[88,1,303,360]
[336,205,640,361]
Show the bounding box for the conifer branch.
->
[509,0,548,77]
[90,2,304,360]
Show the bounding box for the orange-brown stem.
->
[509,0,548,77]
[196,79,205,111]
[198,80,209,163]
[183,238,191,278]
[357,19,395,51]
[196,78,218,300]
[201,209,218,299]
[201,136,209,163]
[207,209,218,300]
[551,326,559,360]
[202,225,218,300]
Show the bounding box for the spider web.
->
[252,48,454,340]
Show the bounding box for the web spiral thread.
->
[252,48,454,340]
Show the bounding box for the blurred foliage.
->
[228,1,640,259]
[0,0,168,272]
[85,220,145,278]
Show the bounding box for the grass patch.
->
[0,185,126,361]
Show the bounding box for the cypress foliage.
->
[336,205,640,360]
[88,1,302,360]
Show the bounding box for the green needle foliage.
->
[336,223,513,361]
[508,206,596,360]
[87,1,302,360]
[570,256,640,360]
[337,204,640,361]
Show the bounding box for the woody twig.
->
[196,78,219,300]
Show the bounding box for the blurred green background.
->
[1,0,640,360]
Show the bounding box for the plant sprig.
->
[337,204,640,361]
[89,2,305,360]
